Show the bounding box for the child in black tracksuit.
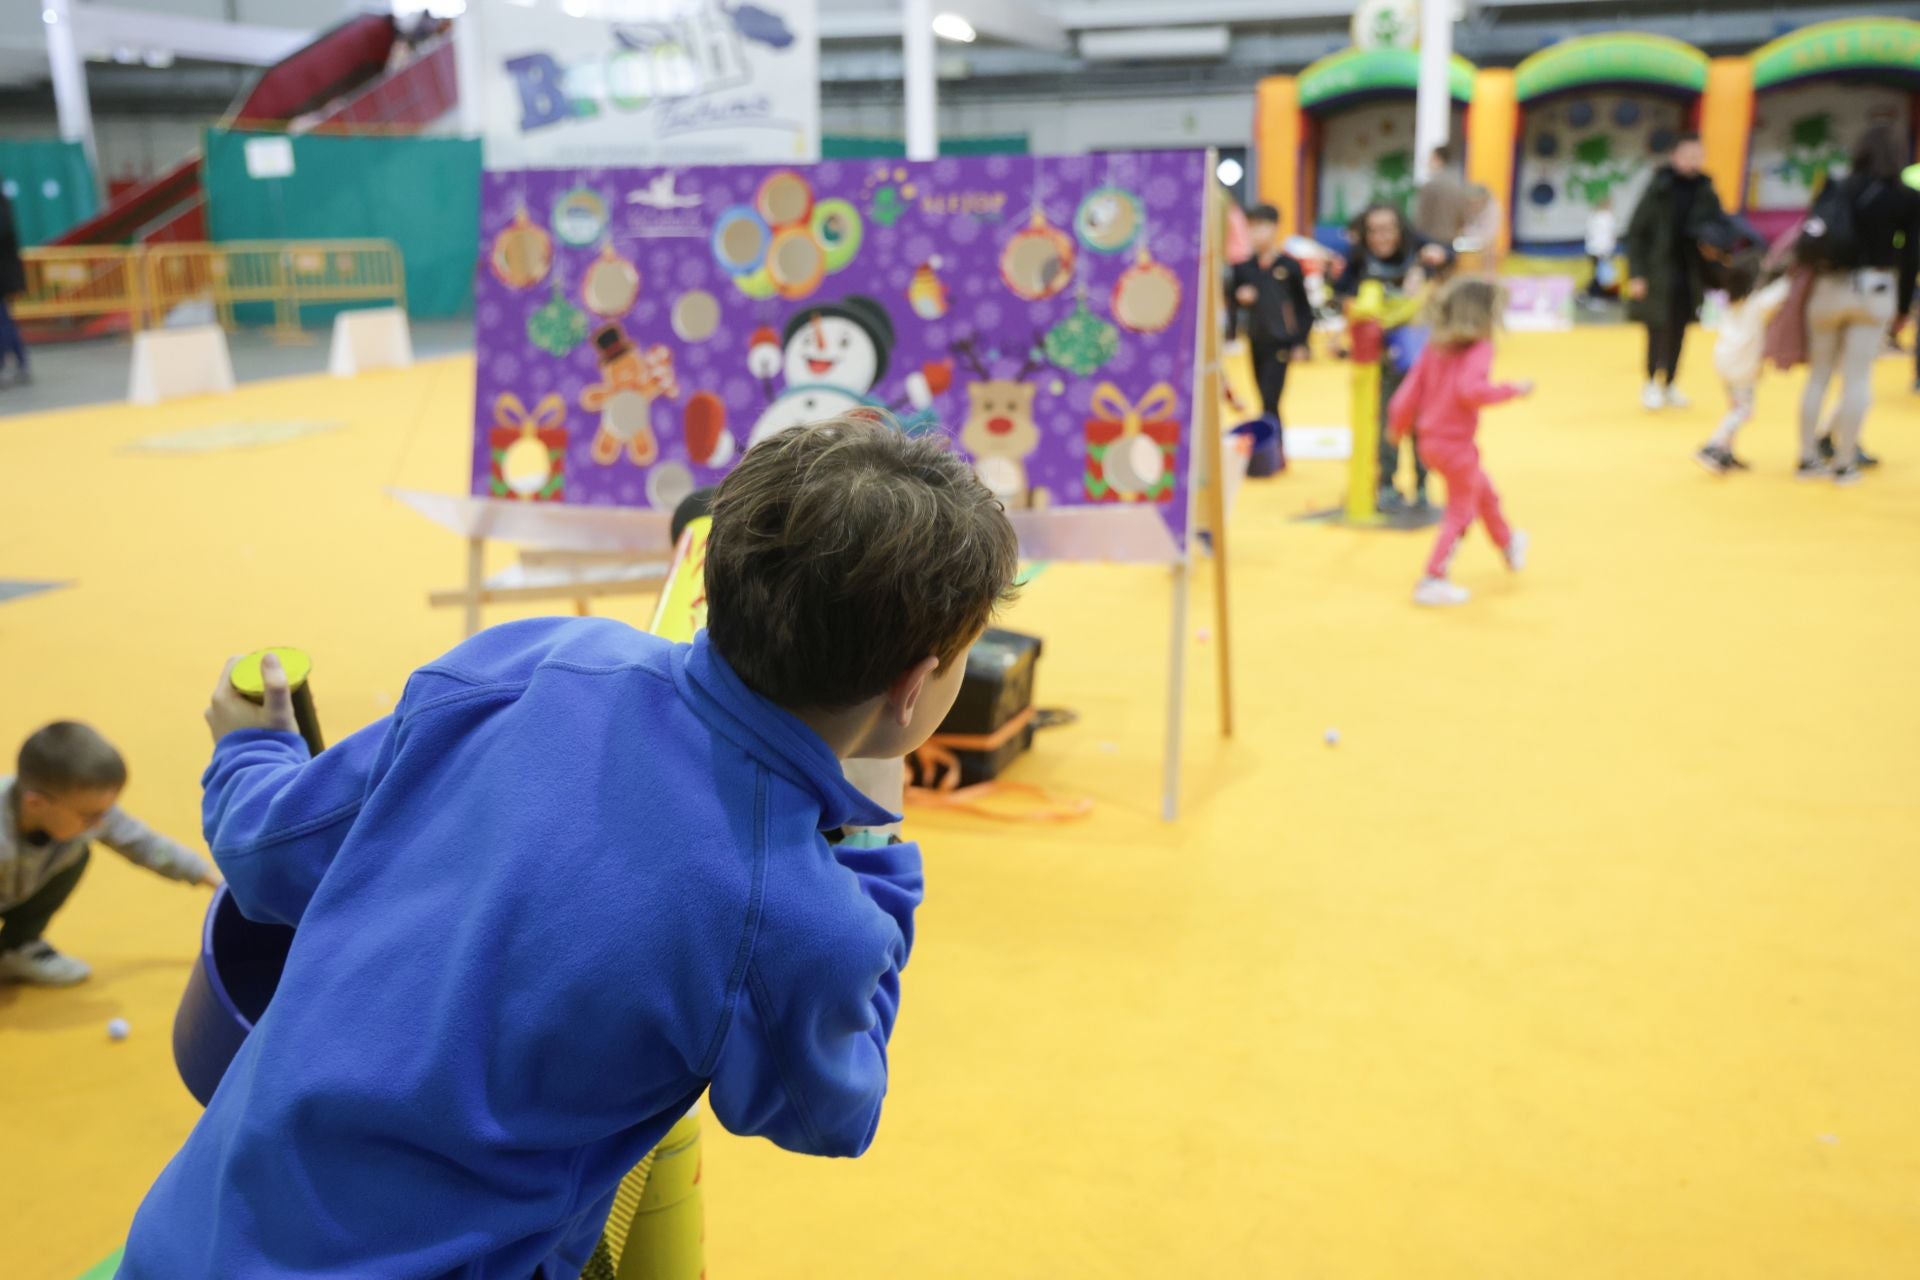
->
[1225,204,1314,470]
[1333,203,1455,512]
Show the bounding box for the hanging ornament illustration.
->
[581,242,641,318]
[489,208,551,290]
[1000,208,1075,302]
[907,257,950,320]
[527,276,588,356]
[1111,245,1182,334]
[551,186,609,248]
[1043,288,1120,375]
[1074,186,1144,254]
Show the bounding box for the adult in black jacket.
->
[1798,126,1920,483]
[1225,204,1313,468]
[1625,132,1722,411]
[0,182,27,385]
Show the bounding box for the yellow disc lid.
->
[230,646,312,697]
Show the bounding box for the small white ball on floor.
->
[107,1017,130,1041]
[1323,728,1340,746]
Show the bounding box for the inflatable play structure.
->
[1289,47,1475,251]
[1743,19,1920,239]
[1509,35,1708,254]
[1254,17,1920,268]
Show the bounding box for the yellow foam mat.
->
[3,332,1918,1277]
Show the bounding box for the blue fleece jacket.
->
[121,620,922,1279]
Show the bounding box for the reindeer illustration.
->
[951,333,1051,510]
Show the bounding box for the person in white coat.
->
[1694,256,1792,474]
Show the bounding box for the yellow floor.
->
[3,327,1918,1278]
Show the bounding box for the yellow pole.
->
[1344,281,1387,524]
[612,1110,705,1280]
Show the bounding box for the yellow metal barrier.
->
[17,240,405,337]
[14,246,146,325]
[141,239,407,336]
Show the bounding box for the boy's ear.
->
[887,655,944,728]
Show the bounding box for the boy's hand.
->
[1234,284,1257,306]
[199,867,225,888]
[1626,278,1648,300]
[205,653,298,744]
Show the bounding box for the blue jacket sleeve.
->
[707,838,924,1158]
[201,719,395,927]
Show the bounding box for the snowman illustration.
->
[747,295,948,446]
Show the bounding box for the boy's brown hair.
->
[18,722,128,794]
[705,417,1020,710]
[1430,277,1505,348]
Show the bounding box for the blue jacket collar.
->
[675,632,901,833]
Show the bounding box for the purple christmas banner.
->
[471,151,1208,545]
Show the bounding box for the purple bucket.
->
[172,885,295,1106]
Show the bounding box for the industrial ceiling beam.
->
[70,4,308,68]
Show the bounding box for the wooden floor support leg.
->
[463,536,484,638]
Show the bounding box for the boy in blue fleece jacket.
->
[121,419,1020,1279]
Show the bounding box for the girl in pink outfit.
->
[1386,278,1534,607]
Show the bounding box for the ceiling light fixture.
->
[932,13,976,43]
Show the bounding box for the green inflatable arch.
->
[1298,47,1477,113]
[1752,18,1920,91]
[1514,34,1709,104]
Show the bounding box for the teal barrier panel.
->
[203,128,481,320]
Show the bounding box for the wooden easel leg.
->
[1199,161,1235,740]
[1209,519,1233,739]
[463,536,484,638]
[1162,561,1190,822]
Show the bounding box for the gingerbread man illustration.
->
[582,323,680,467]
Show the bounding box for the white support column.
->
[453,6,486,141]
[42,0,100,193]
[1414,0,1453,172]
[902,0,938,162]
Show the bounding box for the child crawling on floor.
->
[2,722,218,987]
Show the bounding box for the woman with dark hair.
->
[0,180,28,386]
[1797,126,1918,484]
[1333,203,1455,511]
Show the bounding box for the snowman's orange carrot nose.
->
[811,315,826,348]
